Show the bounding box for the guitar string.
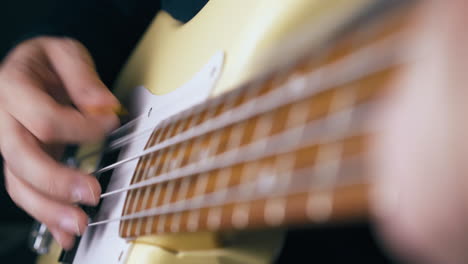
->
[76,114,147,163]
[76,32,401,165]
[89,33,401,179]
[99,101,374,198]
[89,9,408,229]
[89,155,366,226]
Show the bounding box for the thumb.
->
[42,37,120,111]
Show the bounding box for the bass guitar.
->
[34,0,416,263]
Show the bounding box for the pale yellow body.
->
[37,0,372,263]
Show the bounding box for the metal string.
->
[99,101,373,199]
[87,33,399,179]
[88,155,366,226]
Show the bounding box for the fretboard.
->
[115,1,413,238]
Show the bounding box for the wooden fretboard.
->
[117,1,413,238]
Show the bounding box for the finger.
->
[41,37,120,109]
[0,110,100,205]
[0,75,118,142]
[49,226,76,251]
[4,167,88,237]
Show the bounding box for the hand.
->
[0,37,119,249]
[371,1,468,263]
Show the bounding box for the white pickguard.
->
[72,52,224,264]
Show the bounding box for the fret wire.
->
[170,212,182,233]
[263,154,296,226]
[226,123,245,152]
[124,157,148,236]
[170,162,192,232]
[209,131,223,157]
[120,155,146,235]
[207,168,232,230]
[153,143,179,234]
[134,182,152,234]
[213,168,232,201]
[307,84,356,222]
[169,123,187,170]
[101,101,373,198]
[176,174,192,205]
[138,131,164,235]
[186,172,209,232]
[92,34,399,176]
[121,130,158,235]
[193,173,210,205]
[241,164,259,195]
[232,161,259,228]
[157,182,175,233]
[125,129,162,236]
[169,143,187,177]
[144,179,164,234]
[190,107,221,162]
[190,136,205,164]
[250,112,275,153]
[90,155,365,227]
[262,101,305,227]
[132,130,166,235]
[160,145,177,175]
[158,122,173,144]
[207,119,247,229]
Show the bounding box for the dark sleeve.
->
[24,0,161,86]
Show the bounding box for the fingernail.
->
[59,216,81,236]
[71,189,82,203]
[73,181,99,206]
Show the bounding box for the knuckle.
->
[43,177,60,197]
[38,167,72,200]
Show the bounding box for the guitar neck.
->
[92,0,415,238]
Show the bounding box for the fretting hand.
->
[372,1,468,263]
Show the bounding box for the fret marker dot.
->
[265,199,286,226]
[187,211,200,232]
[207,208,222,230]
[307,193,333,223]
[232,205,250,229]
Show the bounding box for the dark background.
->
[1,0,59,59]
